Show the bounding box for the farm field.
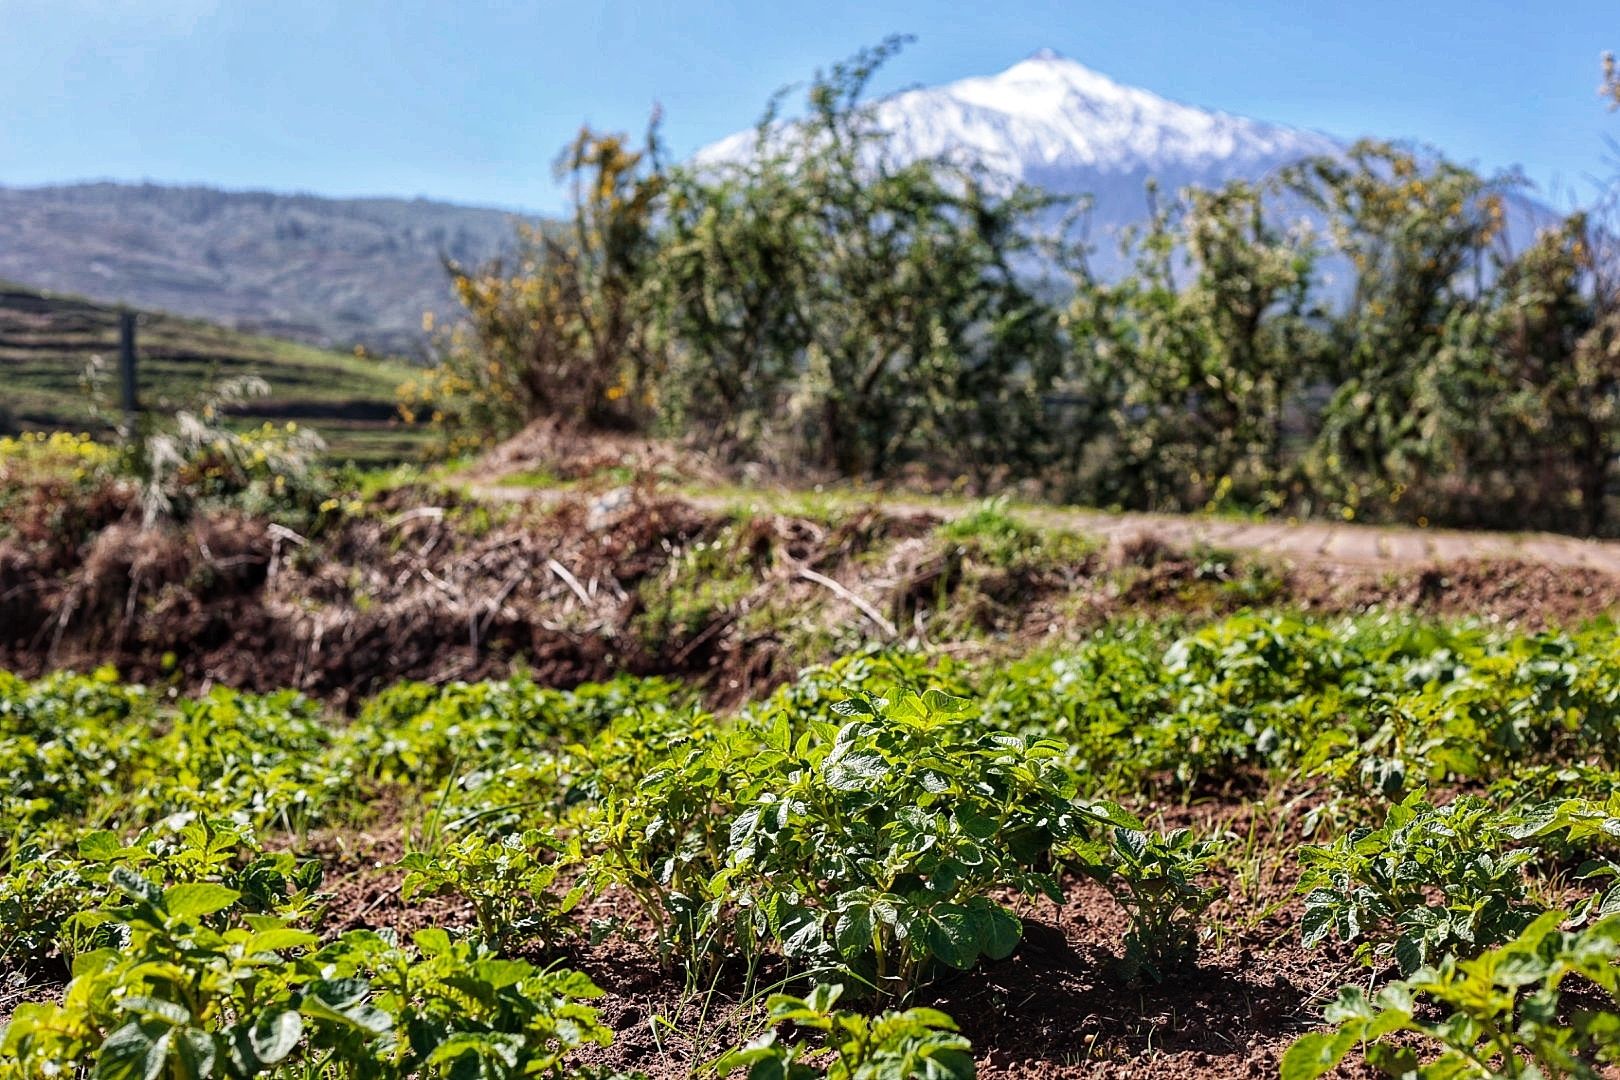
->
[7,10,1620,1079]
[8,428,1620,1080]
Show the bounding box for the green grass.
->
[0,282,435,467]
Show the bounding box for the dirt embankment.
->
[4,485,702,703]
[4,472,1620,706]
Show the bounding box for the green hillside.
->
[0,283,432,466]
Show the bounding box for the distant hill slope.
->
[0,283,431,466]
[0,182,532,354]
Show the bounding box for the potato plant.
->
[2,870,357,1078]
[2,818,322,967]
[1299,793,1541,974]
[725,688,1136,992]
[400,827,582,949]
[1285,911,1620,1080]
[712,983,975,1080]
[1072,825,1224,982]
[0,870,645,1080]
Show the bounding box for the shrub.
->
[405,127,665,454]
[128,377,327,525]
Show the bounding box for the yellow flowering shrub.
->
[402,126,664,454]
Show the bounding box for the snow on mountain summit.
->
[872,49,1341,182]
[699,50,1340,188]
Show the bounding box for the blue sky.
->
[2,0,1616,213]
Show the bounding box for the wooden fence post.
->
[118,309,140,422]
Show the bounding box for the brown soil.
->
[3,487,716,705]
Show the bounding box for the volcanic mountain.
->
[698,49,1349,272]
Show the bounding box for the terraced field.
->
[0,284,431,466]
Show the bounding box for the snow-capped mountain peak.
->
[700,50,1340,184]
[868,50,1341,182]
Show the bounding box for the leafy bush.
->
[431,38,1067,485]
[1064,177,1320,512]
[683,37,1065,480]
[405,126,664,454]
[314,928,639,1080]
[399,41,1620,535]
[76,818,324,918]
[2,815,323,968]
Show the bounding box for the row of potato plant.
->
[12,611,1620,1075]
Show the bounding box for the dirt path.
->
[1016,505,1620,574]
[473,482,1620,576]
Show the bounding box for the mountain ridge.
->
[0,181,533,355]
[699,50,1565,280]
